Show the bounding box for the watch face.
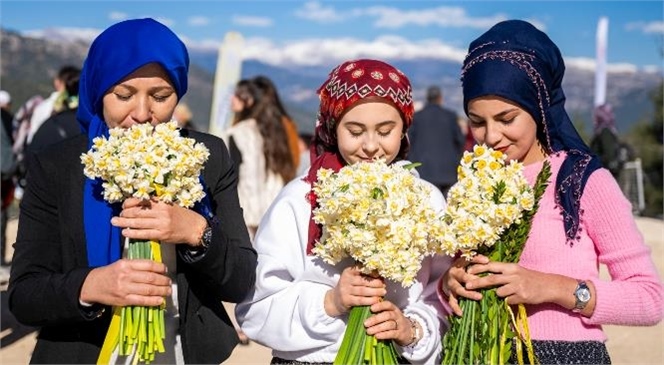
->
[577,288,591,302]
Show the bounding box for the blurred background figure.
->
[252,75,301,171]
[223,77,296,346]
[590,103,633,180]
[1,90,16,273]
[1,91,16,272]
[173,102,199,130]
[224,78,296,237]
[9,95,43,195]
[407,85,464,198]
[26,65,81,145]
[0,90,14,145]
[27,67,81,155]
[296,131,314,176]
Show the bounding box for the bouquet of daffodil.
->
[312,159,446,365]
[439,145,550,365]
[81,120,209,364]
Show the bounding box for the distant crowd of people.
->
[0,16,660,365]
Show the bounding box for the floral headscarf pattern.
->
[461,20,602,244]
[305,59,414,254]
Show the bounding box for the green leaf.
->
[401,162,422,170]
[371,187,384,199]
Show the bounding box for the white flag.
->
[594,17,609,107]
[208,32,244,137]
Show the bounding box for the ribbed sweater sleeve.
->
[519,153,662,342]
[581,168,663,326]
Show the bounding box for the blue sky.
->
[1,0,663,72]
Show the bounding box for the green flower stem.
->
[441,161,551,365]
[115,239,165,364]
[334,305,399,365]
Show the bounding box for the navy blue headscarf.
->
[461,20,602,243]
[78,18,191,267]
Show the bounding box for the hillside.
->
[1,28,661,135]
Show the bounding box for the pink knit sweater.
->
[519,152,662,341]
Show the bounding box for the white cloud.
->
[232,15,273,27]
[643,21,664,34]
[109,12,128,21]
[188,16,210,27]
[23,27,100,43]
[227,35,468,66]
[626,21,664,34]
[364,6,507,29]
[20,26,653,74]
[185,36,649,73]
[292,2,538,31]
[286,86,318,102]
[294,1,345,23]
[565,57,639,73]
[642,65,663,74]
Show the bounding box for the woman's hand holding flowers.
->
[364,300,417,346]
[463,261,575,308]
[324,265,416,346]
[80,259,171,307]
[111,197,208,247]
[442,254,488,315]
[325,266,386,317]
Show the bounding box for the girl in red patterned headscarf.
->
[236,59,451,365]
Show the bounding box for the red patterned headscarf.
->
[304,59,414,254]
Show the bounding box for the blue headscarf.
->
[461,20,602,244]
[78,18,190,267]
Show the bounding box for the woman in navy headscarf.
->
[8,18,256,364]
[440,20,662,364]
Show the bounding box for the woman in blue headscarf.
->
[8,18,256,364]
[440,20,662,364]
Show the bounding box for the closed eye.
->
[114,93,131,101]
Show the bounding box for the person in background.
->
[9,95,43,193]
[0,90,15,263]
[236,59,450,365]
[1,107,16,271]
[252,75,301,171]
[407,85,464,198]
[1,90,15,270]
[224,78,296,238]
[0,90,14,144]
[27,66,81,154]
[26,65,81,145]
[7,18,257,364]
[590,103,629,179]
[173,102,199,131]
[440,20,662,364]
[296,131,313,176]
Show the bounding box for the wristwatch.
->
[198,224,212,249]
[572,280,591,312]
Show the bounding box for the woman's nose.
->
[484,122,501,146]
[362,134,379,154]
[131,97,153,123]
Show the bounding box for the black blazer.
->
[407,103,464,187]
[8,130,257,364]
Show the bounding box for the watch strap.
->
[572,280,590,312]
